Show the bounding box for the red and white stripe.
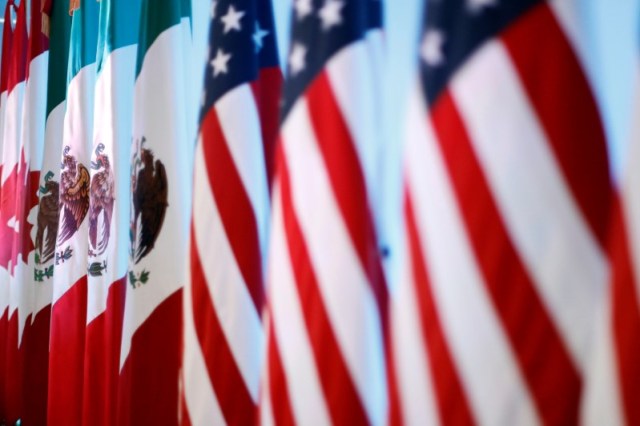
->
[261,40,389,426]
[581,70,640,426]
[183,69,280,423]
[395,3,611,425]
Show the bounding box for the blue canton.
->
[419,0,543,105]
[200,0,280,123]
[281,0,382,122]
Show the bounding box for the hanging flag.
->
[1,0,27,423]
[0,3,14,423]
[0,2,14,421]
[82,0,140,424]
[117,0,193,424]
[181,0,281,423]
[581,63,640,426]
[395,0,611,424]
[47,0,99,424]
[261,0,389,424]
[17,0,50,423]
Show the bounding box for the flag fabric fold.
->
[261,1,390,425]
[182,0,281,424]
[117,0,193,424]
[14,0,49,423]
[47,0,99,424]
[394,0,612,424]
[82,0,140,424]
[2,0,27,423]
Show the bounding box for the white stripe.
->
[182,247,227,426]
[326,42,381,208]
[258,313,276,426]
[281,98,387,426]
[451,40,606,372]
[392,210,440,425]
[620,83,640,306]
[404,83,539,426]
[268,183,332,426]
[580,293,624,426]
[192,140,264,401]
[215,84,270,262]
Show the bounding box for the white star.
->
[294,0,313,20]
[221,5,245,34]
[318,0,344,31]
[253,21,269,53]
[288,43,307,76]
[211,0,217,18]
[421,30,445,67]
[211,48,232,76]
[467,0,497,13]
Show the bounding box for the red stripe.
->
[610,200,640,425]
[502,3,611,248]
[82,277,126,426]
[47,275,87,426]
[0,4,13,94]
[201,108,264,314]
[277,144,369,425]
[189,224,257,425]
[27,0,49,67]
[7,0,27,93]
[0,308,6,419]
[5,309,23,424]
[22,304,50,426]
[266,313,296,426]
[430,91,581,425]
[116,289,182,426]
[305,72,388,320]
[251,67,283,193]
[405,191,475,426]
[305,73,397,426]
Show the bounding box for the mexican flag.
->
[0,2,14,420]
[1,0,27,423]
[82,0,140,423]
[17,0,50,423]
[33,0,72,420]
[47,0,99,424]
[118,0,194,423]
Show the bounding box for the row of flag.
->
[0,0,637,424]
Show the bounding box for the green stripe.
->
[45,0,72,118]
[96,0,142,74]
[135,0,191,78]
[67,0,99,83]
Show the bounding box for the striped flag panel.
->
[261,1,390,425]
[395,0,611,424]
[182,0,281,424]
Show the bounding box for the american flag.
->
[395,0,611,424]
[260,1,391,425]
[182,0,281,424]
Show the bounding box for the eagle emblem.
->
[88,143,115,257]
[35,171,60,264]
[58,145,90,246]
[130,137,168,264]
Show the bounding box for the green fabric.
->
[135,0,191,78]
[96,0,142,74]
[45,0,72,117]
[67,0,99,83]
